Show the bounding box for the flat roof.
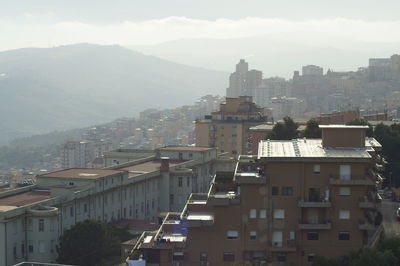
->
[250,124,306,131]
[0,190,52,207]
[120,160,185,178]
[259,138,376,159]
[158,146,214,151]
[39,169,125,180]
[319,125,369,129]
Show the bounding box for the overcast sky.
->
[1,0,400,51]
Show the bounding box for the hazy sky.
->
[1,0,400,51]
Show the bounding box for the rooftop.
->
[39,169,125,180]
[158,146,214,151]
[120,160,185,178]
[0,190,52,208]
[258,138,380,159]
[319,125,369,129]
[250,124,306,131]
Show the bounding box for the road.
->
[381,199,400,237]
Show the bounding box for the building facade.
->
[195,96,268,156]
[133,125,384,266]
[0,147,234,266]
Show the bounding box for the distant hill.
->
[129,35,400,77]
[0,44,228,144]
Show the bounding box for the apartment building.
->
[132,125,384,266]
[195,96,268,156]
[0,146,234,266]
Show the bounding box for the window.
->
[260,209,267,219]
[21,243,25,256]
[84,203,88,213]
[308,254,315,262]
[39,240,46,253]
[227,230,239,240]
[272,231,283,247]
[13,244,17,258]
[339,232,350,240]
[282,187,293,196]
[178,177,183,187]
[187,176,190,187]
[277,255,287,262]
[179,153,183,160]
[340,165,351,180]
[273,209,285,219]
[339,210,350,219]
[38,219,44,232]
[200,252,208,262]
[70,207,74,217]
[250,231,257,240]
[232,134,237,137]
[173,251,184,261]
[223,252,235,261]
[232,150,237,155]
[307,232,319,240]
[272,187,279,196]
[170,194,174,205]
[313,164,321,173]
[289,231,296,240]
[28,241,33,253]
[249,209,257,219]
[339,187,351,196]
[189,153,193,159]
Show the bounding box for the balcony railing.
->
[298,220,332,230]
[329,175,375,186]
[298,200,331,208]
[269,240,297,252]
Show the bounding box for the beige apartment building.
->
[132,125,384,266]
[0,146,234,266]
[195,96,268,156]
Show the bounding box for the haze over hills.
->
[130,35,400,77]
[0,43,228,145]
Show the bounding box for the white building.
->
[0,146,234,265]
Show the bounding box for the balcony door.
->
[340,165,351,180]
[307,209,319,224]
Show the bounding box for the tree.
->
[346,119,373,137]
[348,248,398,266]
[312,256,340,266]
[57,220,121,266]
[269,116,299,140]
[302,119,322,138]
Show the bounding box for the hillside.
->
[0,43,227,144]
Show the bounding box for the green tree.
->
[349,249,398,266]
[312,256,340,266]
[346,119,373,137]
[57,220,121,266]
[302,119,322,138]
[269,116,299,140]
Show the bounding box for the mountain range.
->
[0,43,227,145]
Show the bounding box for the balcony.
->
[329,175,375,186]
[270,240,297,252]
[298,221,332,230]
[358,222,376,231]
[298,200,331,208]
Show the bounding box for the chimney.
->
[160,157,170,172]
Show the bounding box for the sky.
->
[1,0,400,51]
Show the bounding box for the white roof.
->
[258,138,378,159]
[319,125,369,129]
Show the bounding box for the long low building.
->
[0,146,235,266]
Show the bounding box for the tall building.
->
[226,59,262,98]
[61,139,112,169]
[195,96,268,156]
[133,125,384,266]
[0,146,234,266]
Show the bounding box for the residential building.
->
[0,147,234,266]
[195,96,268,156]
[226,59,262,98]
[133,125,384,266]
